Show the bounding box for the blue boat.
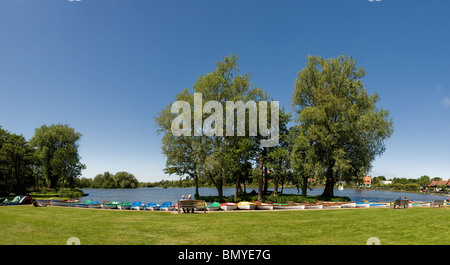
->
[145,202,160,211]
[86,200,102,209]
[131,201,144,210]
[74,202,90,208]
[369,203,389,208]
[160,201,174,211]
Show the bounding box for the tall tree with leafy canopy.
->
[0,126,35,195]
[156,88,207,198]
[30,124,86,189]
[156,55,270,199]
[292,55,393,197]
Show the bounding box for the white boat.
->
[304,204,323,209]
[255,203,274,210]
[341,202,356,208]
[220,202,237,211]
[355,203,370,208]
[237,201,256,210]
[321,202,343,209]
[272,203,305,210]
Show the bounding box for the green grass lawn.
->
[0,206,449,245]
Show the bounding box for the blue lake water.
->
[81,187,448,204]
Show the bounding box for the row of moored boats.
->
[4,196,446,211]
[32,200,445,211]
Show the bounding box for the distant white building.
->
[380,180,392,185]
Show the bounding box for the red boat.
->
[220,202,237,211]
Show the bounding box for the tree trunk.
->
[321,163,335,197]
[214,180,223,199]
[273,176,278,196]
[194,174,199,198]
[257,156,264,202]
[234,154,241,201]
[274,158,282,196]
[209,174,223,199]
[263,165,268,195]
[301,176,308,196]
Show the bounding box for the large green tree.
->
[417,175,431,188]
[30,124,86,189]
[156,55,271,199]
[290,125,320,197]
[292,55,393,197]
[0,127,35,195]
[155,89,208,198]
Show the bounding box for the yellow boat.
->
[237,201,256,210]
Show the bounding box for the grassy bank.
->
[1,206,449,245]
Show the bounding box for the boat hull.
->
[50,201,74,207]
[323,205,342,209]
[341,202,356,208]
[305,204,323,209]
[220,203,237,211]
[35,200,50,207]
[273,204,305,210]
[369,203,389,208]
[101,205,117,209]
[101,202,119,209]
[74,203,89,208]
[161,202,174,211]
[256,204,274,210]
[237,202,256,210]
[206,202,221,211]
[146,203,160,211]
[238,204,256,210]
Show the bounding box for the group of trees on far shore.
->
[371,175,447,192]
[77,171,139,189]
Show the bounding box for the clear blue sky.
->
[1,0,449,182]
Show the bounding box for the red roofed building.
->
[428,179,449,191]
[359,176,371,188]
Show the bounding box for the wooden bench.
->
[432,200,444,208]
[177,199,206,213]
[391,199,409,209]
